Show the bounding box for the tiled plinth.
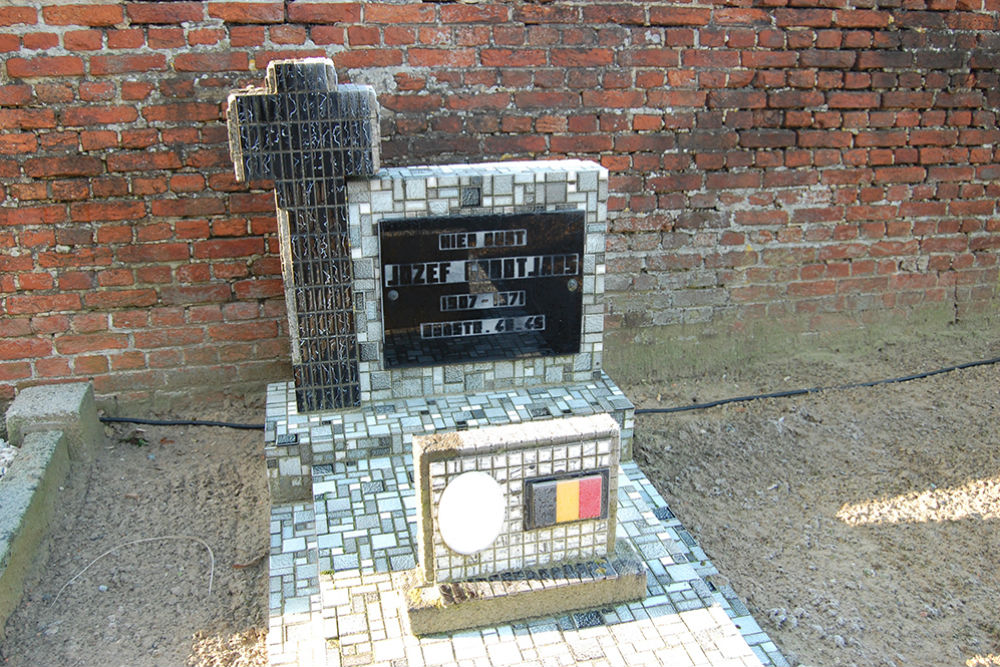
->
[267,458,787,667]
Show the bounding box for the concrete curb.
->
[0,430,69,643]
[1,381,105,642]
[5,382,103,463]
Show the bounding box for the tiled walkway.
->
[267,457,787,667]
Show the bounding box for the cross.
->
[227,58,380,413]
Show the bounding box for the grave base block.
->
[405,540,647,636]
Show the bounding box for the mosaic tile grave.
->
[224,58,787,666]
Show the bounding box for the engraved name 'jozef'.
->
[384,253,579,288]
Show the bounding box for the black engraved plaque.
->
[379,210,585,368]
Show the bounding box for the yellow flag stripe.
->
[555,479,580,523]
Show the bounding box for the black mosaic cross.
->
[227,58,379,413]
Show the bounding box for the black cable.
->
[100,416,265,430]
[98,355,1000,427]
[634,355,1000,415]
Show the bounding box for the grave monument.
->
[228,58,779,667]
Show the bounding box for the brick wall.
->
[1,1,998,404]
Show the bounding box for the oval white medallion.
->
[437,471,506,555]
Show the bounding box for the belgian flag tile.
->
[526,470,608,529]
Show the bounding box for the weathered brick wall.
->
[1,1,998,404]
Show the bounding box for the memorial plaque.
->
[380,210,584,368]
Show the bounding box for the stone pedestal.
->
[405,540,646,635]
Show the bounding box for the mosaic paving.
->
[268,457,787,667]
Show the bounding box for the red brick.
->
[18,273,54,290]
[827,91,880,109]
[207,321,278,342]
[169,174,206,193]
[161,285,232,305]
[874,166,926,183]
[107,151,182,172]
[67,313,107,334]
[801,50,856,69]
[229,25,265,46]
[551,48,614,67]
[43,4,122,26]
[440,3,507,22]
[579,4,643,24]
[73,355,108,374]
[287,2,361,23]
[207,2,284,23]
[78,81,115,102]
[480,49,546,67]
[117,243,189,263]
[134,328,205,348]
[0,362,31,382]
[90,54,167,75]
[81,289,158,309]
[310,26,344,45]
[55,332,130,354]
[151,197,226,218]
[6,293,81,315]
[0,6,36,25]
[70,201,145,223]
[409,49,476,67]
[270,24,307,45]
[445,92,511,111]
[910,129,959,146]
[0,133,38,154]
[366,3,436,23]
[97,268,134,287]
[550,135,612,153]
[187,28,225,46]
[582,89,644,108]
[121,81,155,101]
[192,238,265,259]
[127,2,203,23]
[148,27,185,49]
[774,8,834,27]
[0,338,53,361]
[623,49,679,68]
[0,84,30,106]
[7,55,84,78]
[62,105,139,126]
[28,315,70,336]
[835,10,890,28]
[333,49,403,69]
[24,156,102,179]
[23,32,59,50]
[514,90,579,109]
[649,7,710,25]
[107,29,144,49]
[174,52,249,72]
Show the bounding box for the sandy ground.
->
[2,320,999,666]
[0,399,269,667]
[632,323,1000,667]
